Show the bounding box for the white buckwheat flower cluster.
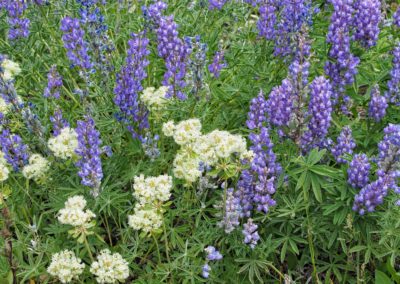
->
[1,59,21,81]
[90,249,129,284]
[0,151,10,182]
[22,154,50,182]
[47,250,85,283]
[128,204,163,233]
[58,195,95,227]
[128,174,173,233]
[162,119,250,184]
[168,118,202,145]
[132,174,172,204]
[140,86,170,112]
[48,127,78,159]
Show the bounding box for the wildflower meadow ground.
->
[1,0,400,283]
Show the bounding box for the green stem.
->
[356,252,360,284]
[103,215,113,247]
[84,236,94,262]
[303,187,320,283]
[152,233,161,264]
[163,222,171,263]
[266,262,285,281]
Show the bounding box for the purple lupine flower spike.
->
[235,169,255,218]
[283,29,312,144]
[50,108,69,136]
[157,16,191,100]
[236,127,281,220]
[237,87,283,220]
[218,188,241,233]
[347,153,370,189]
[274,0,312,57]
[0,129,29,171]
[331,126,356,164]
[75,116,103,197]
[368,86,387,122]
[246,90,267,130]
[257,0,277,41]
[353,124,400,214]
[385,42,400,104]
[301,76,333,151]
[242,218,260,249]
[257,0,312,57]
[114,32,150,140]
[289,33,311,93]
[44,66,63,99]
[249,127,281,213]
[142,1,167,29]
[208,50,226,78]
[60,17,93,71]
[5,0,30,41]
[325,0,359,110]
[266,79,294,128]
[352,0,381,48]
[77,0,114,76]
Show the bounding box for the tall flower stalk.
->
[60,16,93,94]
[114,32,150,140]
[75,116,103,197]
[325,0,359,112]
[157,16,191,100]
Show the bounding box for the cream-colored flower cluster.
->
[163,118,202,145]
[47,250,85,283]
[132,174,172,204]
[90,249,130,284]
[0,151,10,182]
[22,154,50,182]
[163,119,250,184]
[140,86,169,112]
[128,204,163,233]
[58,195,95,227]
[1,59,21,81]
[128,174,173,233]
[48,127,78,159]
